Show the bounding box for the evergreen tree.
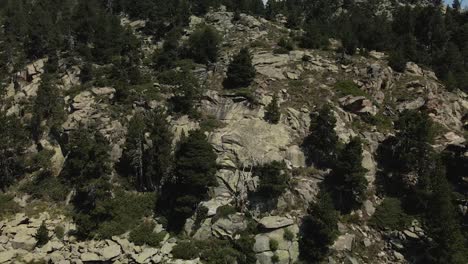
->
[326,137,368,213]
[388,50,407,73]
[254,161,289,199]
[35,221,50,248]
[61,127,112,238]
[143,108,174,190]
[61,128,111,188]
[424,161,467,264]
[187,25,220,64]
[119,112,146,189]
[300,20,329,49]
[80,63,93,84]
[31,73,65,141]
[164,68,202,116]
[224,48,256,89]
[158,130,217,232]
[0,112,28,190]
[264,94,281,124]
[299,191,339,263]
[303,105,339,168]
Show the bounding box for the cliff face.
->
[0,7,467,264]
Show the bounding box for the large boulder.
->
[80,252,101,262]
[332,233,355,251]
[101,243,121,261]
[339,95,377,116]
[10,233,37,251]
[212,214,247,238]
[258,216,294,230]
[0,251,15,263]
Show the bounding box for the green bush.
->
[200,115,224,132]
[388,50,406,72]
[96,191,155,239]
[269,239,279,251]
[278,37,294,51]
[334,80,367,97]
[0,194,20,218]
[129,221,166,247]
[172,241,200,260]
[369,197,412,231]
[54,225,65,240]
[271,254,280,263]
[283,228,295,241]
[216,205,236,218]
[21,172,69,202]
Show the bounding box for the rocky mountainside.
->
[0,3,467,264]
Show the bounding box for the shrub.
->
[172,241,199,260]
[369,197,411,231]
[96,191,155,238]
[215,205,236,219]
[334,80,367,97]
[271,254,280,263]
[200,115,224,132]
[283,228,295,241]
[278,37,294,51]
[388,50,406,72]
[54,225,65,240]
[35,222,50,248]
[269,239,279,251]
[0,194,20,218]
[129,221,166,247]
[21,172,69,202]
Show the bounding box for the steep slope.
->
[0,5,467,264]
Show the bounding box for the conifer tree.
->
[224,48,256,89]
[326,137,368,213]
[264,94,281,124]
[158,130,217,231]
[31,73,65,141]
[187,25,220,64]
[0,112,27,191]
[35,221,50,248]
[303,105,339,168]
[424,161,467,264]
[143,108,174,190]
[299,191,339,263]
[254,161,288,199]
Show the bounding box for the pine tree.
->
[187,25,220,64]
[143,108,174,191]
[299,191,339,263]
[35,221,50,248]
[0,112,28,191]
[303,105,339,168]
[158,130,217,232]
[424,161,467,264]
[300,20,329,49]
[326,137,368,213]
[119,112,146,190]
[264,94,281,124]
[224,48,256,89]
[31,73,65,141]
[166,68,202,116]
[254,161,289,198]
[61,128,111,188]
